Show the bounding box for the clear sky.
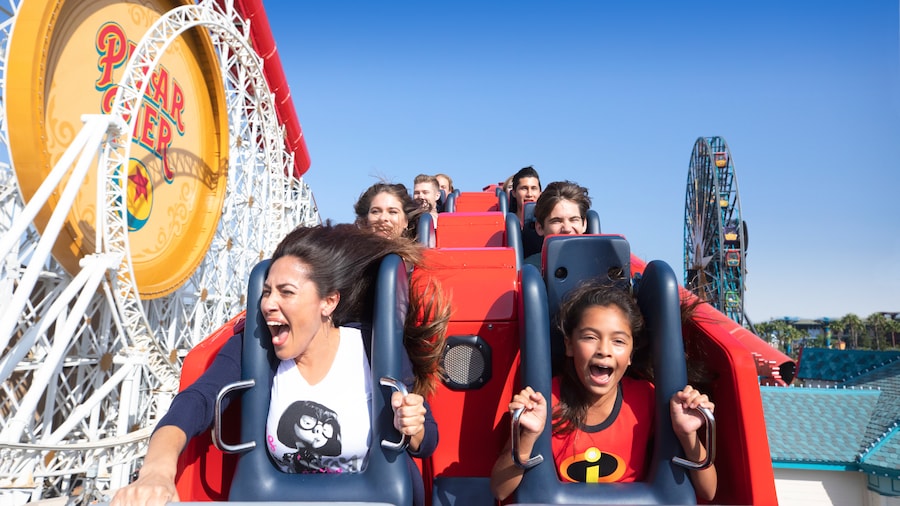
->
[265,0,900,323]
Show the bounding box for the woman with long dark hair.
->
[112,224,450,506]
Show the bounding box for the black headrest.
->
[586,209,601,234]
[522,201,535,222]
[543,234,631,323]
[418,213,435,247]
[436,189,447,213]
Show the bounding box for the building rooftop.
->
[762,386,880,465]
[796,348,900,383]
[762,348,900,479]
[859,423,900,475]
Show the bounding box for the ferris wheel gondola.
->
[684,136,748,326]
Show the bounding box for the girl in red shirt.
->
[491,282,717,501]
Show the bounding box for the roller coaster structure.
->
[0,0,316,502]
[0,2,792,504]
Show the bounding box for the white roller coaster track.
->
[0,0,319,503]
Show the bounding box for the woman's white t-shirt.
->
[266,326,372,474]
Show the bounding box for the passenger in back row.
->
[354,182,422,240]
[510,166,542,225]
[503,175,515,194]
[413,174,441,227]
[434,173,454,196]
[523,181,591,271]
[434,173,454,213]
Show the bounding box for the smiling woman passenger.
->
[354,182,423,240]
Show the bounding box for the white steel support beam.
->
[0,0,320,500]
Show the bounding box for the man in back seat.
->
[510,166,542,225]
[413,174,441,227]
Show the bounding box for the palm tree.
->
[866,313,889,350]
[838,313,864,349]
[888,317,900,349]
[869,314,900,350]
[830,318,846,348]
[757,318,807,355]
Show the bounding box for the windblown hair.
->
[353,182,423,239]
[271,224,450,396]
[404,276,451,396]
[533,180,591,229]
[551,281,646,436]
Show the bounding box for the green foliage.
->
[862,312,900,350]
[835,313,864,349]
[756,318,808,357]
[758,312,900,353]
[764,312,900,351]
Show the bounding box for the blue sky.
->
[266,1,900,323]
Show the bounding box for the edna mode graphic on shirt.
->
[276,400,348,473]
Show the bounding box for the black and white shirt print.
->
[266,326,372,474]
[276,400,343,473]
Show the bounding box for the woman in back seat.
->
[354,182,423,241]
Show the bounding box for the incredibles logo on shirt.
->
[558,446,626,483]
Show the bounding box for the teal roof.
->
[796,348,900,382]
[763,350,900,479]
[843,360,900,460]
[860,424,900,474]
[761,386,880,464]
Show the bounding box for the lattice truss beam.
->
[0,0,319,502]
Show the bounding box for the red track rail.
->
[224,0,311,178]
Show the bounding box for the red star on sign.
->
[129,168,149,202]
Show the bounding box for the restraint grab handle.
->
[213,379,256,454]
[672,405,716,470]
[379,376,410,452]
[511,407,544,470]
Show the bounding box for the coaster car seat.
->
[513,234,703,504]
[222,255,416,504]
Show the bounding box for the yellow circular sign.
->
[7,0,228,298]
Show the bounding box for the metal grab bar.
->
[213,379,256,453]
[672,406,716,470]
[510,407,544,470]
[379,376,410,452]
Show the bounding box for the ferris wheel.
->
[684,136,748,326]
[0,0,318,503]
